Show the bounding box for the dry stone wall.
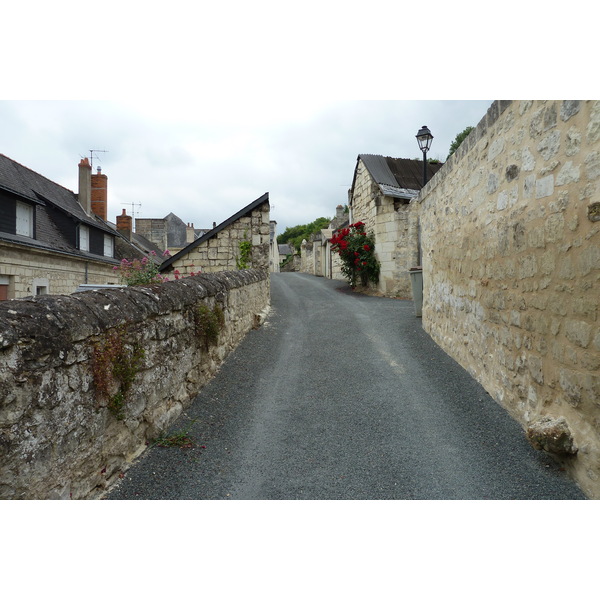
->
[417,100,600,498]
[0,270,270,499]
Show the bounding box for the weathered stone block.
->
[536,175,554,199]
[526,416,578,455]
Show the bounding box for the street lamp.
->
[416,125,433,186]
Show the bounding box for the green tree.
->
[447,126,474,159]
[277,216,331,252]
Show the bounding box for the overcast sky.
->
[3,1,590,239]
[0,99,492,234]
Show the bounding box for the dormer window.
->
[79,225,89,251]
[16,201,33,237]
[103,234,114,258]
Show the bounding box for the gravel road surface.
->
[107,273,585,500]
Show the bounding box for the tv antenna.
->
[121,202,142,230]
[89,149,108,169]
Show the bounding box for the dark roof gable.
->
[160,192,269,271]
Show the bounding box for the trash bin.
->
[408,268,423,317]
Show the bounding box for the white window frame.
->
[16,201,33,237]
[32,277,49,296]
[80,225,89,251]
[103,234,114,258]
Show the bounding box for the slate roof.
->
[353,154,444,200]
[0,153,129,264]
[160,192,269,271]
[0,153,113,233]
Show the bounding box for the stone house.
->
[270,220,280,272]
[0,154,150,299]
[135,212,209,254]
[159,192,271,276]
[348,155,443,297]
[299,204,348,280]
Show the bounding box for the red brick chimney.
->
[91,166,108,220]
[78,158,92,215]
[116,209,133,240]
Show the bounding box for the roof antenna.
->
[89,149,108,169]
[121,202,142,231]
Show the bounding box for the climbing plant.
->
[194,303,225,349]
[92,325,145,420]
[236,232,252,270]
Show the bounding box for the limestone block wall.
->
[300,241,314,275]
[418,100,600,498]
[349,159,378,233]
[349,162,417,297]
[0,242,119,299]
[0,270,270,499]
[169,202,271,275]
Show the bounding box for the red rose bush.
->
[330,221,380,288]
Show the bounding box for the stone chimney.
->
[91,166,108,220]
[186,222,195,244]
[116,209,133,240]
[336,204,344,219]
[78,158,92,215]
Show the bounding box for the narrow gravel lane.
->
[107,273,585,500]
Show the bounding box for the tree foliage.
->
[277,216,331,252]
[447,126,474,159]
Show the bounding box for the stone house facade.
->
[159,193,271,276]
[299,205,347,280]
[348,155,442,297]
[0,155,166,300]
[0,154,142,299]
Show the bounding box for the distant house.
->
[159,193,271,276]
[278,243,293,260]
[270,220,280,272]
[135,213,208,254]
[113,209,166,259]
[299,205,347,279]
[348,154,443,297]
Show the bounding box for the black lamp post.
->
[416,125,433,187]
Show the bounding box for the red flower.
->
[363,244,370,251]
[362,261,367,265]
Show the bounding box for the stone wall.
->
[417,100,600,498]
[167,201,271,276]
[0,241,119,299]
[0,270,270,499]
